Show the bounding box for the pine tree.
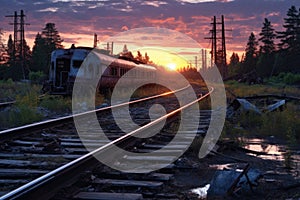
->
[276,6,300,72]
[40,23,64,73]
[6,34,14,65]
[277,6,300,51]
[135,51,143,62]
[41,23,63,50]
[257,18,276,77]
[228,52,240,76]
[22,40,32,72]
[0,29,6,64]
[31,33,48,73]
[229,53,239,67]
[144,52,149,63]
[243,32,258,73]
[122,44,128,54]
[259,18,276,54]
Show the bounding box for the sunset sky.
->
[0,0,299,69]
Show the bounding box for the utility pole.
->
[93,33,98,48]
[105,42,114,55]
[6,10,29,79]
[201,49,207,71]
[205,15,229,78]
[221,15,227,78]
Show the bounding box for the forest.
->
[0,5,299,83]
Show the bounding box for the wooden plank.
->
[73,192,143,200]
[94,179,163,188]
[135,149,183,155]
[0,153,81,160]
[123,156,175,162]
[11,140,41,146]
[0,168,49,176]
[59,138,108,143]
[0,159,61,168]
[142,144,187,149]
[95,171,173,182]
[0,179,29,185]
[61,142,105,148]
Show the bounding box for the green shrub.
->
[260,104,300,143]
[269,72,300,85]
[0,105,43,129]
[29,71,46,84]
[15,90,40,108]
[39,96,71,114]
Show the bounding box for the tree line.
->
[0,23,63,80]
[228,5,300,78]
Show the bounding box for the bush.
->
[29,71,46,84]
[269,72,300,85]
[260,104,300,143]
[0,105,43,129]
[39,96,71,114]
[225,104,299,144]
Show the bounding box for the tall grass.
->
[222,103,300,144]
[39,96,71,114]
[0,80,73,130]
[225,80,300,97]
[0,85,43,129]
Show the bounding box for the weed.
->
[225,80,300,97]
[223,103,300,144]
[0,105,43,129]
[39,96,71,114]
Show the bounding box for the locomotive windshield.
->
[73,60,83,68]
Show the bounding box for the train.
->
[42,46,158,95]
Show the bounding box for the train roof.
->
[92,50,157,70]
[52,47,157,70]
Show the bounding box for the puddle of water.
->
[242,138,300,177]
[191,184,210,199]
[244,141,285,160]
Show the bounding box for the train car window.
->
[57,60,64,68]
[110,67,118,76]
[73,60,83,68]
[120,68,127,76]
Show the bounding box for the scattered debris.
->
[227,98,261,118]
[190,184,210,199]
[207,163,262,198]
[264,99,286,112]
[227,97,288,119]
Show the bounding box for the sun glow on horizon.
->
[166,63,177,71]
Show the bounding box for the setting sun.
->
[166,63,177,71]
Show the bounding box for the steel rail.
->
[0,101,16,108]
[0,87,213,200]
[0,85,190,141]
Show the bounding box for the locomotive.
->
[43,46,157,95]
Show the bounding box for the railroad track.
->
[0,85,210,199]
[0,101,15,109]
[0,85,210,198]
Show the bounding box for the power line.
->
[6,10,30,79]
[204,15,231,78]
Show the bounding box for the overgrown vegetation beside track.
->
[223,81,300,144]
[0,80,72,130]
[225,79,300,97]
